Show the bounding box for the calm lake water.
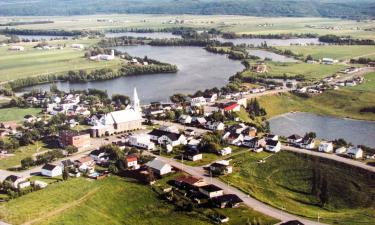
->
[17,35,72,40]
[105,32,181,39]
[215,37,322,46]
[247,49,298,62]
[23,46,243,103]
[269,112,375,148]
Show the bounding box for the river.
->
[269,112,375,148]
[17,35,72,40]
[215,37,322,46]
[247,49,298,62]
[22,46,243,103]
[105,32,181,39]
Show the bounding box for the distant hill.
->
[0,0,374,19]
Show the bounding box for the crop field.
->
[220,151,375,225]
[258,73,375,121]
[0,15,374,40]
[276,45,375,61]
[0,176,278,225]
[0,39,122,82]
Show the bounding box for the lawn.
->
[0,176,278,225]
[0,107,41,122]
[276,45,375,61]
[220,151,375,225]
[258,73,375,121]
[0,39,123,82]
[0,141,47,170]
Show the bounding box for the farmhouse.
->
[145,159,172,176]
[41,164,62,177]
[91,88,143,137]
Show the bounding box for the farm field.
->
[0,39,122,82]
[220,151,375,225]
[276,45,375,61]
[0,176,278,225]
[258,72,375,121]
[0,15,374,40]
[0,107,40,122]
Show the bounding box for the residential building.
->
[4,175,30,189]
[59,130,91,149]
[204,93,218,103]
[219,147,232,156]
[222,132,243,146]
[190,96,207,107]
[183,150,203,161]
[318,142,334,153]
[128,134,155,150]
[75,156,95,173]
[251,61,267,73]
[287,134,303,145]
[266,134,279,141]
[205,121,225,131]
[219,102,240,113]
[199,184,224,198]
[335,147,347,154]
[347,147,363,159]
[175,176,206,188]
[179,115,192,124]
[212,194,243,208]
[41,164,62,177]
[145,159,172,176]
[209,160,233,175]
[89,149,107,162]
[149,129,187,147]
[126,155,139,170]
[298,137,316,149]
[90,49,115,61]
[265,140,281,153]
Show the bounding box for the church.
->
[90,88,143,137]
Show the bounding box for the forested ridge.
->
[0,0,373,19]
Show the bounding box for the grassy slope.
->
[276,45,375,61]
[220,151,375,225]
[0,39,122,82]
[0,176,278,225]
[258,72,375,121]
[0,107,40,122]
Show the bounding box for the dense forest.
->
[0,0,373,19]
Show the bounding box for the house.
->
[298,137,316,149]
[318,142,334,153]
[75,156,95,173]
[89,149,107,162]
[322,58,334,65]
[159,125,179,134]
[335,146,347,154]
[41,164,62,177]
[288,134,303,145]
[204,93,218,103]
[199,184,224,198]
[205,121,225,131]
[265,140,281,153]
[183,150,203,161]
[34,180,48,189]
[91,88,143,137]
[128,134,155,150]
[175,176,206,188]
[126,155,139,169]
[4,175,30,189]
[184,128,196,137]
[220,102,240,113]
[193,117,207,126]
[24,115,36,123]
[179,115,192,124]
[60,159,74,169]
[9,45,25,51]
[347,147,363,159]
[187,139,201,151]
[90,49,115,61]
[219,147,232,156]
[265,134,279,141]
[243,137,266,149]
[242,127,257,137]
[222,132,243,146]
[209,160,233,175]
[149,129,187,147]
[212,194,243,208]
[190,96,207,107]
[59,130,91,149]
[145,159,172,176]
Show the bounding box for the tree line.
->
[319,35,375,45]
[0,28,102,37]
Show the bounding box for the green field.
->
[0,107,40,122]
[0,176,278,225]
[2,15,374,40]
[276,45,375,61]
[244,60,346,81]
[0,39,122,82]
[220,151,375,225]
[258,72,375,121]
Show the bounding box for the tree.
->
[109,163,119,174]
[21,157,34,169]
[112,94,130,106]
[305,132,317,139]
[62,167,69,180]
[146,167,155,184]
[65,145,78,155]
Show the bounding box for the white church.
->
[90,88,143,137]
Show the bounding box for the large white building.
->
[90,49,115,61]
[91,88,143,137]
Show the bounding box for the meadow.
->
[0,107,40,122]
[0,39,122,82]
[276,45,375,61]
[0,15,374,40]
[258,72,375,121]
[0,176,278,225]
[220,151,375,225]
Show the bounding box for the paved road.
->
[148,152,324,225]
[282,145,375,173]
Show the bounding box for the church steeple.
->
[133,87,141,112]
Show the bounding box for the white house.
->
[219,147,232,156]
[90,49,115,61]
[146,159,172,175]
[190,96,207,107]
[184,150,203,161]
[335,146,347,154]
[322,58,335,65]
[318,142,334,153]
[4,175,30,189]
[266,134,279,141]
[89,149,107,162]
[179,115,192,124]
[265,140,281,153]
[287,134,303,144]
[347,147,363,159]
[299,137,316,150]
[206,121,225,131]
[199,184,224,198]
[34,180,48,189]
[129,134,155,150]
[41,164,62,177]
[204,93,218,103]
[149,129,187,147]
[126,155,139,170]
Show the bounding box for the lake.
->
[23,46,243,103]
[215,37,322,46]
[269,112,375,148]
[105,32,181,39]
[247,49,298,62]
[17,35,72,40]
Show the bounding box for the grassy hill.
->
[221,151,375,225]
